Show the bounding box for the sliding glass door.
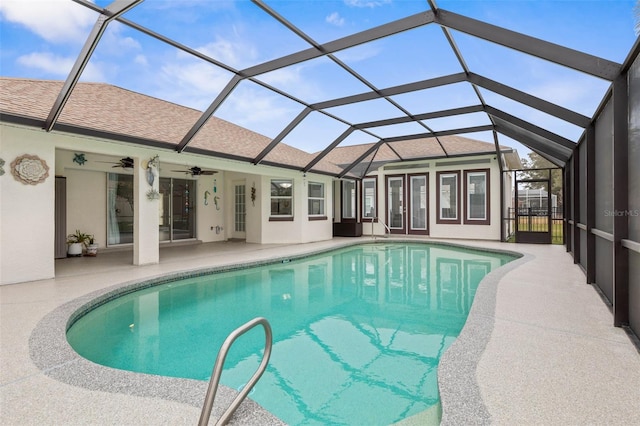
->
[108,175,196,246]
[159,177,196,242]
[107,173,134,245]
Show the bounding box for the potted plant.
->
[85,235,99,257]
[66,230,90,257]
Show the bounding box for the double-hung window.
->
[436,171,460,224]
[270,179,293,219]
[464,169,490,225]
[308,182,326,219]
[362,178,376,220]
[342,180,356,220]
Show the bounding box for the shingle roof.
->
[0,77,513,177]
[318,135,513,170]
[0,77,344,175]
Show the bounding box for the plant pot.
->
[85,243,99,257]
[67,243,83,257]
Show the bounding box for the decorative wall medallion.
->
[73,153,87,165]
[11,154,50,185]
[0,158,5,176]
[146,189,160,200]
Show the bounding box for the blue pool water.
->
[67,243,515,425]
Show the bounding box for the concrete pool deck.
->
[1,238,639,425]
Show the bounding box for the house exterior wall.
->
[0,123,333,284]
[1,125,56,284]
[362,154,503,240]
[62,169,107,247]
[259,174,334,244]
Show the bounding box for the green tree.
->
[519,152,563,210]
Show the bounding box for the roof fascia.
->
[434,9,621,81]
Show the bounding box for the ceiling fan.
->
[171,166,218,176]
[96,157,134,168]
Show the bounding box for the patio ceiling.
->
[39,0,631,177]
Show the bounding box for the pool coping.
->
[29,238,526,425]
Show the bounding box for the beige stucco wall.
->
[363,155,504,240]
[429,157,502,240]
[64,169,107,246]
[259,173,334,244]
[1,125,56,284]
[1,122,334,284]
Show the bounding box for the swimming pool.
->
[67,242,516,425]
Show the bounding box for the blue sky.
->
[1,0,637,156]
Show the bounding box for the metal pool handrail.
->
[198,317,273,426]
[370,217,391,238]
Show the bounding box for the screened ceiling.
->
[33,0,638,177]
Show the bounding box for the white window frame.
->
[464,169,490,225]
[362,178,376,220]
[270,179,293,218]
[308,181,325,217]
[342,180,356,219]
[437,171,460,224]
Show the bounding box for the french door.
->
[232,182,246,239]
[386,174,428,235]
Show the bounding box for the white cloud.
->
[16,51,105,81]
[198,39,258,70]
[0,0,95,44]
[116,35,142,51]
[258,66,302,87]
[344,0,392,8]
[334,43,380,63]
[133,54,148,66]
[326,12,345,27]
[231,90,290,124]
[17,52,74,75]
[158,59,232,110]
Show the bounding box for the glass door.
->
[234,182,246,239]
[515,179,551,244]
[158,178,196,242]
[171,179,195,240]
[107,173,134,245]
[409,174,428,234]
[387,176,405,234]
[159,178,171,242]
